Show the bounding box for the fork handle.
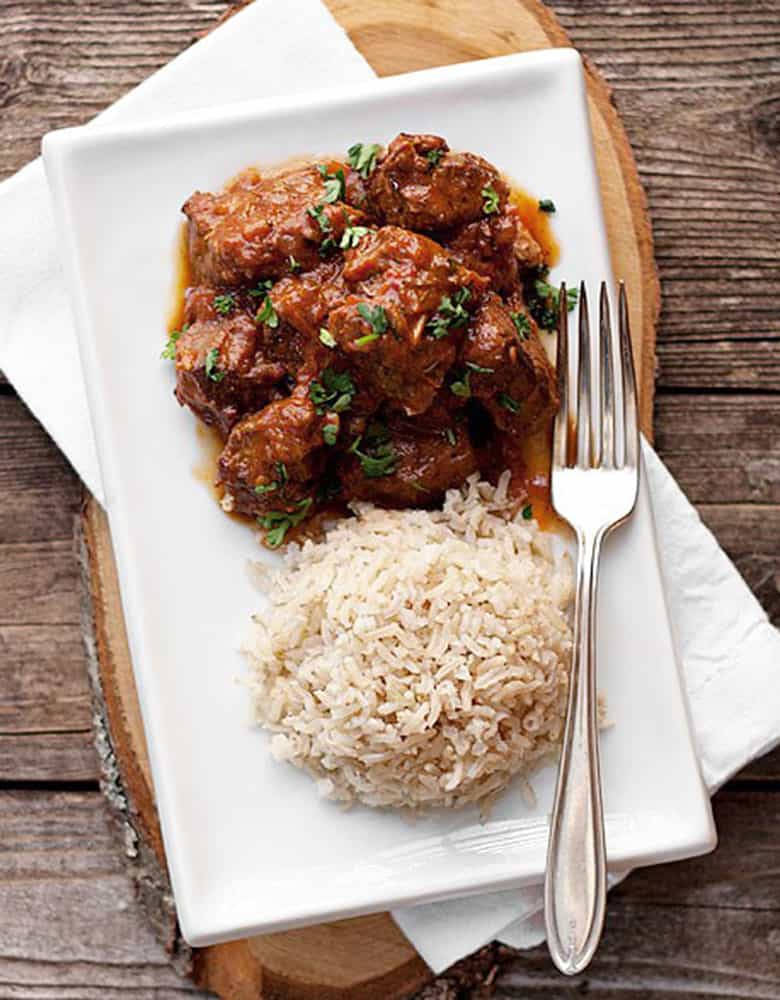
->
[544,527,607,975]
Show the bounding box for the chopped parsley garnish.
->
[481,184,500,215]
[322,422,338,447]
[317,163,346,203]
[256,295,279,328]
[213,293,235,315]
[319,327,337,348]
[443,427,456,446]
[258,498,313,548]
[525,269,578,331]
[498,392,521,413]
[465,361,494,374]
[426,287,471,339]
[249,279,274,298]
[522,504,533,520]
[339,225,370,249]
[160,323,188,360]
[254,462,288,496]
[347,142,381,179]
[205,347,226,383]
[449,370,471,398]
[409,479,430,494]
[534,278,578,312]
[355,303,388,346]
[425,148,444,168]
[349,422,397,478]
[538,198,556,213]
[510,311,531,340]
[288,255,301,273]
[307,202,332,233]
[309,368,356,414]
[319,235,337,256]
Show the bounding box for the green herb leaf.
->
[160,323,188,361]
[339,225,370,249]
[256,296,279,329]
[449,370,471,399]
[426,286,471,339]
[347,142,381,179]
[309,368,356,414]
[307,202,332,233]
[253,481,278,495]
[258,498,313,548]
[356,303,388,342]
[319,235,337,256]
[510,311,531,340]
[248,280,274,298]
[522,503,533,520]
[213,293,235,315]
[481,184,500,215]
[319,328,337,348]
[322,422,338,447]
[538,198,556,213]
[498,392,521,413]
[288,255,301,273]
[317,164,346,203]
[443,427,456,446]
[205,347,226,383]
[465,361,494,374]
[425,148,444,168]
[526,271,578,331]
[349,424,397,478]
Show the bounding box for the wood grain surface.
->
[1,1,779,997]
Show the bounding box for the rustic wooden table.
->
[1,1,779,996]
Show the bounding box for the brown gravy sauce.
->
[171,182,562,535]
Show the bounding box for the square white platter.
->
[42,48,715,946]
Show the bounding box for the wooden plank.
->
[658,341,780,392]
[0,788,204,998]
[0,624,90,732]
[655,394,780,505]
[0,540,81,625]
[0,394,83,544]
[0,625,97,782]
[0,0,226,180]
[0,731,96,783]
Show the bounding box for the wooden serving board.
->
[82,1,660,997]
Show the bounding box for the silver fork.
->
[543,282,639,975]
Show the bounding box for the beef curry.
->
[166,134,566,546]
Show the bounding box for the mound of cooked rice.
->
[244,473,573,811]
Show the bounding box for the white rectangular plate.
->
[43,48,715,946]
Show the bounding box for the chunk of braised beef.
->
[460,292,558,433]
[338,411,477,508]
[174,287,285,437]
[329,226,488,415]
[442,212,519,294]
[218,388,327,518]
[183,165,366,287]
[367,133,509,231]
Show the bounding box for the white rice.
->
[244,472,573,811]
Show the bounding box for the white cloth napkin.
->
[2,0,779,975]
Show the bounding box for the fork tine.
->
[576,283,591,468]
[599,283,615,468]
[553,283,570,468]
[618,282,639,469]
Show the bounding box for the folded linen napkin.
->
[2,0,778,975]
